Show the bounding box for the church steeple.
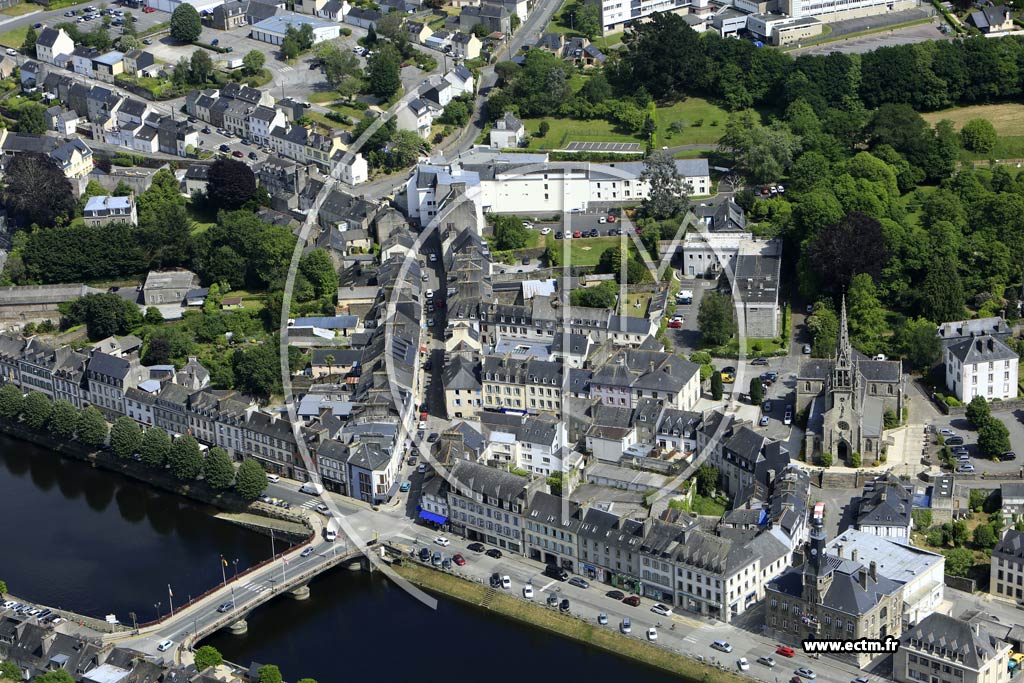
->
[832,295,856,392]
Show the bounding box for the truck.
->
[299,481,324,496]
[676,289,693,305]
[224,57,244,70]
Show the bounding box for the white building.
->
[781,0,916,22]
[596,0,702,35]
[945,335,1019,403]
[334,152,368,186]
[896,614,1011,683]
[490,111,525,149]
[248,105,286,146]
[405,149,711,220]
[827,529,944,626]
[250,13,341,45]
[396,98,437,140]
[35,28,75,66]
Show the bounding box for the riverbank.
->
[392,562,746,683]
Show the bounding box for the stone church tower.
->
[822,297,869,461]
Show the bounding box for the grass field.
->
[959,136,1024,161]
[546,235,619,266]
[619,292,651,316]
[921,103,1024,137]
[0,26,28,49]
[0,3,40,16]
[524,117,640,149]
[656,98,731,147]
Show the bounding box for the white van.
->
[299,481,324,496]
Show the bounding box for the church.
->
[796,298,904,464]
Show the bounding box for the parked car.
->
[803,344,812,354]
[468,542,486,552]
[945,436,964,445]
[956,463,976,473]
[762,400,773,412]
[784,408,793,426]
[500,575,512,590]
[523,584,534,599]
[419,547,431,562]
[647,627,658,641]
[547,593,558,607]
[540,227,552,235]
[431,551,442,566]
[434,536,450,547]
[795,668,816,679]
[568,577,589,589]
[219,144,230,153]
[1004,452,1017,461]
[712,640,734,653]
[559,599,570,613]
[554,231,563,239]
[544,565,568,581]
[453,554,465,566]
[606,590,624,600]
[759,415,770,427]
[751,358,769,366]
[266,474,280,483]
[486,548,503,559]
[738,658,750,672]
[489,573,501,588]
[232,150,244,158]
[622,595,641,606]
[776,646,796,657]
[399,481,411,492]
[325,528,337,542]
[758,656,777,668]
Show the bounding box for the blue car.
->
[399,481,411,492]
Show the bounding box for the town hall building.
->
[796,298,904,464]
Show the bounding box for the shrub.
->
[820,452,833,467]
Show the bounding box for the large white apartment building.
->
[596,0,705,35]
[945,334,1019,403]
[780,0,916,22]
[405,149,711,221]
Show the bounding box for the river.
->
[0,437,679,682]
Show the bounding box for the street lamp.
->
[232,558,240,580]
[154,602,161,621]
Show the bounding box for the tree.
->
[0,384,24,420]
[943,547,973,577]
[806,212,888,293]
[207,158,258,211]
[190,48,214,85]
[538,120,550,137]
[973,522,997,549]
[846,274,887,352]
[242,49,265,76]
[697,291,735,347]
[170,3,202,42]
[235,458,268,500]
[966,396,991,429]
[710,371,723,400]
[570,281,617,308]
[695,464,718,497]
[298,249,338,301]
[258,665,283,683]
[204,447,236,490]
[979,418,1011,458]
[894,317,942,370]
[919,258,964,323]
[281,35,300,60]
[0,660,20,680]
[66,293,144,342]
[376,9,405,44]
[17,102,46,135]
[640,151,688,220]
[145,306,164,325]
[748,377,764,405]
[21,26,37,57]
[22,391,52,430]
[960,118,997,153]
[951,519,969,546]
[366,43,402,99]
[232,343,281,398]
[110,416,143,459]
[572,1,600,39]
[168,435,203,481]
[491,215,531,251]
[140,427,172,469]
[33,671,74,683]
[3,153,76,228]
[194,645,223,671]
[317,42,362,94]
[48,400,79,440]
[77,406,109,448]
[719,112,801,183]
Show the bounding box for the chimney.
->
[851,548,858,563]
[973,622,980,636]
[836,544,843,559]
[869,561,877,581]
[989,338,995,352]
[859,568,868,590]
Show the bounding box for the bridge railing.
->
[134,527,319,630]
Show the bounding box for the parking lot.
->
[928,410,1024,476]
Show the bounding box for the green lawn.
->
[0,26,28,49]
[901,185,937,228]
[655,98,732,147]
[0,3,40,16]
[619,292,651,316]
[959,136,1024,162]
[545,234,619,266]
[691,494,727,516]
[524,117,640,150]
[305,110,349,131]
[308,91,338,104]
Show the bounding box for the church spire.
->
[837,294,852,364]
[832,294,855,392]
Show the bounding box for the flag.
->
[221,556,228,567]
[167,584,173,598]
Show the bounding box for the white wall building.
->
[945,335,1019,403]
[250,13,341,45]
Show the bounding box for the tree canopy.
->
[170,3,202,42]
[207,158,258,212]
[697,291,736,347]
[3,153,77,228]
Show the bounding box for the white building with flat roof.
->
[251,13,341,45]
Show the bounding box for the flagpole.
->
[220,555,227,586]
[168,585,175,616]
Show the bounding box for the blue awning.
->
[419,509,447,524]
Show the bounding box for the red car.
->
[453,553,466,566]
[572,230,582,238]
[607,214,616,223]
[622,595,641,606]
[776,646,796,658]
[668,320,682,329]
[232,150,244,158]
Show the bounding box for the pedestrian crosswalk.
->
[279,65,293,73]
[299,500,318,510]
[240,580,269,594]
[682,635,698,644]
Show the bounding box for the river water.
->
[0,437,678,682]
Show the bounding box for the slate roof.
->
[346,440,391,471]
[443,353,480,391]
[87,351,130,380]
[902,612,1006,670]
[948,334,1018,365]
[994,529,1024,562]
[450,458,529,502]
[768,554,903,616]
[856,473,912,529]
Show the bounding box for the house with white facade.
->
[945,334,1019,403]
[35,27,75,66]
